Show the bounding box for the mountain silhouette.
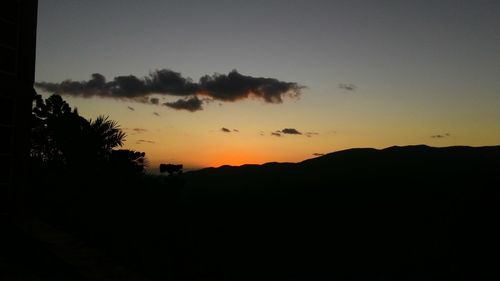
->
[182,144,500,197]
[170,145,500,279]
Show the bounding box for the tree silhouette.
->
[30,94,139,174]
[109,149,147,175]
[31,94,86,165]
[88,116,126,160]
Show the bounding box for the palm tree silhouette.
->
[88,116,126,158]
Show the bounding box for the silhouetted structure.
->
[0,0,38,214]
[159,163,183,175]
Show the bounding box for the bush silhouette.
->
[109,149,147,175]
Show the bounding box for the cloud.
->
[35,69,304,111]
[164,96,203,112]
[313,153,325,156]
[153,112,160,116]
[34,73,108,98]
[269,128,317,137]
[281,128,302,135]
[305,132,319,137]
[219,127,239,133]
[136,139,155,144]
[127,106,135,111]
[198,70,303,103]
[431,133,450,139]
[125,128,148,134]
[339,83,356,91]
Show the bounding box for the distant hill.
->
[183,144,500,194]
[193,144,500,173]
[172,145,500,279]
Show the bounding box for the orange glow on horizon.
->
[207,149,268,167]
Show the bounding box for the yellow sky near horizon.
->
[48,91,500,172]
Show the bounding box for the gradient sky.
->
[35,0,500,170]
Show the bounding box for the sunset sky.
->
[35,0,500,170]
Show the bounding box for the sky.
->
[35,0,500,171]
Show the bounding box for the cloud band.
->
[35,69,304,112]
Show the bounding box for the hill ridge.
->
[191,144,500,174]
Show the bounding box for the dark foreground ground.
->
[3,145,500,280]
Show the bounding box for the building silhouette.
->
[0,0,38,214]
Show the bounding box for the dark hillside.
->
[173,145,500,279]
[16,145,500,280]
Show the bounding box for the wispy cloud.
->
[339,83,356,91]
[127,106,135,111]
[125,128,148,134]
[305,132,319,137]
[136,139,155,144]
[153,112,160,116]
[431,133,450,139]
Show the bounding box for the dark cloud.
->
[270,128,317,137]
[35,69,304,111]
[146,69,199,96]
[281,128,302,135]
[221,127,231,133]
[127,106,135,111]
[313,153,325,156]
[153,112,160,116]
[164,96,203,112]
[339,83,356,91]
[198,70,303,103]
[233,129,239,132]
[34,73,108,98]
[431,133,450,139]
[111,75,149,97]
